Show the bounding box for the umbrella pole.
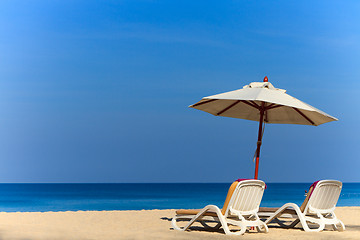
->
[254,104,265,179]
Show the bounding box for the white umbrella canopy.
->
[189,77,338,179]
[190,81,337,126]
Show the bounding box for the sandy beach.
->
[0,207,356,240]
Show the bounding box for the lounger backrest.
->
[225,180,266,216]
[305,180,342,214]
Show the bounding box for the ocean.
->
[0,183,358,212]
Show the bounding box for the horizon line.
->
[0,182,359,184]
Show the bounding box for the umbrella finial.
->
[263,76,268,82]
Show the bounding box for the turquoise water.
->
[0,183,358,212]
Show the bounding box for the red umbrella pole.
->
[254,103,265,179]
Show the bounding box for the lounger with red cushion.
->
[258,180,345,232]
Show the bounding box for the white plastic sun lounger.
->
[258,180,345,232]
[172,179,268,235]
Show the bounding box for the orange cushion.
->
[221,181,239,215]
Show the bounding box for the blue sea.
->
[0,183,359,212]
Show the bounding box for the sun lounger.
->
[171,179,268,235]
[258,180,345,232]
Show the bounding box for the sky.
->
[0,0,359,183]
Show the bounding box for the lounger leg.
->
[183,206,222,231]
[172,215,189,231]
[265,203,324,232]
[299,211,325,232]
[227,210,267,235]
[255,215,269,233]
[172,205,235,235]
[234,222,247,235]
[261,221,269,233]
[332,220,345,232]
[264,203,298,225]
[172,206,249,235]
[327,212,345,232]
[225,219,246,235]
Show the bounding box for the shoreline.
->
[1,205,359,213]
[0,207,357,239]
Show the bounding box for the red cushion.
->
[308,180,320,198]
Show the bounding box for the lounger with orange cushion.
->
[258,180,345,232]
[171,179,268,235]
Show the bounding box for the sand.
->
[0,207,358,240]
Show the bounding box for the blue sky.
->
[0,1,359,183]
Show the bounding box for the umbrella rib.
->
[266,104,283,110]
[240,100,260,110]
[250,101,260,108]
[191,99,217,107]
[292,108,315,125]
[267,103,276,109]
[216,100,241,116]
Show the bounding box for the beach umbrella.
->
[189,77,337,179]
